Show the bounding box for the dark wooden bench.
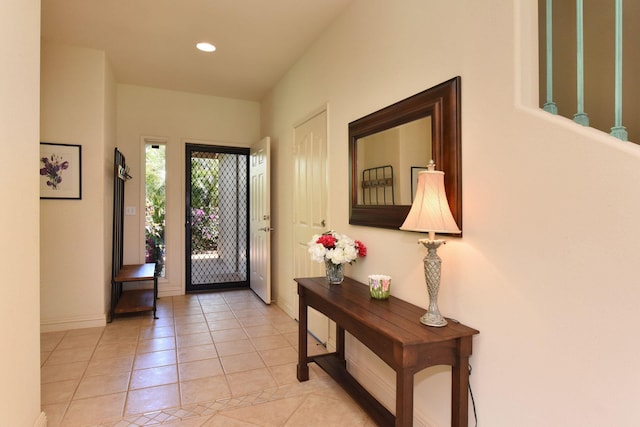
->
[111,263,158,320]
[109,148,159,322]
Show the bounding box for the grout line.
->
[42,291,346,427]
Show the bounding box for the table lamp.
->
[400,160,461,327]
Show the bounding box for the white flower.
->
[326,248,347,264]
[308,243,327,263]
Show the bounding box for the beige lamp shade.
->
[400,165,461,234]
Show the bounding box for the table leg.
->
[451,337,472,427]
[296,286,309,381]
[109,280,116,323]
[336,324,345,365]
[153,277,159,319]
[396,369,414,426]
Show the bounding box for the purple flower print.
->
[40,154,69,190]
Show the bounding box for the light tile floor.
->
[40,289,375,426]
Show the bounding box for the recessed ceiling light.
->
[196,42,216,53]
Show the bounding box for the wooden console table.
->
[295,276,479,427]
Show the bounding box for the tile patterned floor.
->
[40,289,375,426]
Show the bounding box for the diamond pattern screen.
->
[188,150,248,289]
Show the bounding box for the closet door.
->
[292,110,329,344]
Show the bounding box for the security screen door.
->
[186,144,249,292]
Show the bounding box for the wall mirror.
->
[349,76,461,231]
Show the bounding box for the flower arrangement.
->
[308,230,367,266]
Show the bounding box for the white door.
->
[249,137,271,303]
[293,110,329,343]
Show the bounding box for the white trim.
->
[157,284,183,298]
[40,313,106,332]
[346,354,394,410]
[292,103,329,129]
[33,412,47,427]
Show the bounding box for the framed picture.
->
[39,142,82,199]
[411,166,428,201]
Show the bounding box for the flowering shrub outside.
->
[308,230,367,265]
[145,199,164,264]
[145,144,166,268]
[191,207,219,252]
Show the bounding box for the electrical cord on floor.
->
[468,364,478,427]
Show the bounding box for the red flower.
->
[316,234,336,249]
[355,240,367,257]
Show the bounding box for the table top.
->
[295,276,479,347]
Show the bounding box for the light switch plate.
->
[125,206,136,215]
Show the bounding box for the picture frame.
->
[411,166,428,201]
[39,142,82,200]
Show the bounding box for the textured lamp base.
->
[420,311,448,327]
[419,238,448,328]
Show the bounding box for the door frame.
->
[185,143,250,293]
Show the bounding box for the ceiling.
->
[41,0,353,101]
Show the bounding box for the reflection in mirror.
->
[356,117,432,206]
[349,76,461,232]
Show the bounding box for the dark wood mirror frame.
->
[349,76,461,232]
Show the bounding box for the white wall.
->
[262,0,640,425]
[103,55,117,316]
[116,85,260,296]
[40,41,115,330]
[0,0,43,425]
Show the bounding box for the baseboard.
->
[346,354,437,427]
[33,411,47,427]
[313,354,395,426]
[275,299,294,320]
[345,354,396,412]
[40,313,106,332]
[157,286,183,298]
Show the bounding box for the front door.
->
[185,144,249,292]
[249,137,271,303]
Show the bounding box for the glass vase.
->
[325,260,344,284]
